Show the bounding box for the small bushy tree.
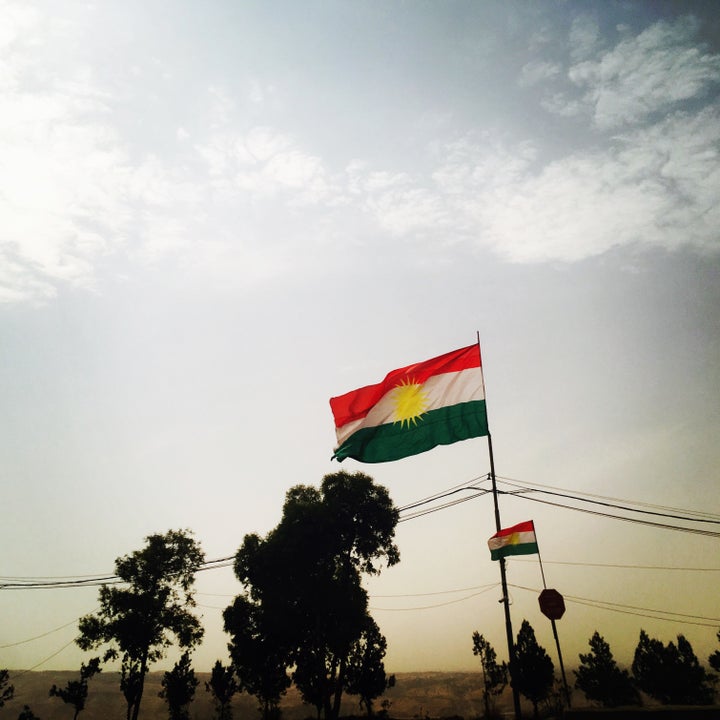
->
[471,632,507,718]
[0,669,14,708]
[77,529,205,720]
[709,630,720,672]
[632,630,715,705]
[344,617,395,717]
[223,594,291,720]
[18,706,41,720]
[206,660,238,720]
[49,657,102,719]
[512,620,554,719]
[159,652,198,720]
[574,632,639,707]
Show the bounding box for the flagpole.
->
[479,333,522,720]
[535,529,571,708]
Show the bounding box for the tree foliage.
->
[632,630,716,705]
[77,529,205,720]
[223,594,290,720]
[49,657,102,719]
[205,660,239,720]
[574,632,639,708]
[226,471,399,720]
[17,706,40,720]
[159,651,198,720]
[471,632,507,718]
[0,669,14,708]
[709,630,720,673]
[511,620,554,719]
[344,617,395,717]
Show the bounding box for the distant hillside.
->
[2,670,502,720]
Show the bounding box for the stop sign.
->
[538,588,565,620]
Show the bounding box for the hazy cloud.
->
[1,3,719,304]
[353,99,720,262]
[518,59,562,87]
[569,15,602,62]
[568,17,720,129]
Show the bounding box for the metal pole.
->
[488,433,522,720]
[536,532,571,708]
[477,333,521,720]
[550,618,571,708]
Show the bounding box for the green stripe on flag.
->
[490,542,539,561]
[332,400,488,463]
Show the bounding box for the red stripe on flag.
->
[330,344,481,428]
[490,520,534,539]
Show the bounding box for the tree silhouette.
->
[471,632,507,718]
[77,529,205,720]
[511,620,554,719]
[710,630,720,673]
[574,632,639,707]
[632,629,716,705]
[0,669,14,708]
[228,471,399,720]
[17,706,40,720]
[223,594,290,720]
[205,660,238,720]
[49,657,102,719]
[344,617,395,717]
[119,658,143,720]
[159,651,198,720]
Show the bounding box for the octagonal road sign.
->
[538,588,565,620]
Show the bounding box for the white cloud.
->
[518,60,561,87]
[437,105,719,262]
[0,87,131,296]
[569,15,602,62]
[472,149,670,262]
[0,10,346,304]
[569,17,720,129]
[540,92,584,118]
[194,124,344,208]
[366,186,449,238]
[345,96,719,263]
[1,4,718,304]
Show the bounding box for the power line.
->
[396,476,490,513]
[395,477,720,536]
[10,637,79,678]
[496,475,720,521]
[0,616,85,649]
[372,584,498,598]
[399,489,491,522]
[509,584,720,627]
[370,584,499,612]
[0,577,123,590]
[4,476,718,589]
[565,597,720,628]
[512,559,720,572]
[0,556,237,590]
[499,485,720,525]
[501,492,720,537]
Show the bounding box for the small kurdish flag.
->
[487,520,538,561]
[330,344,489,463]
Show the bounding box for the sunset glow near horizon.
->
[1,0,719,680]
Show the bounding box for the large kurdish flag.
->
[487,521,538,561]
[330,344,489,463]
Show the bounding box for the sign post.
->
[537,587,570,707]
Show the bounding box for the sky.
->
[1,0,719,681]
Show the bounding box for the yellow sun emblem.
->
[391,378,429,427]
